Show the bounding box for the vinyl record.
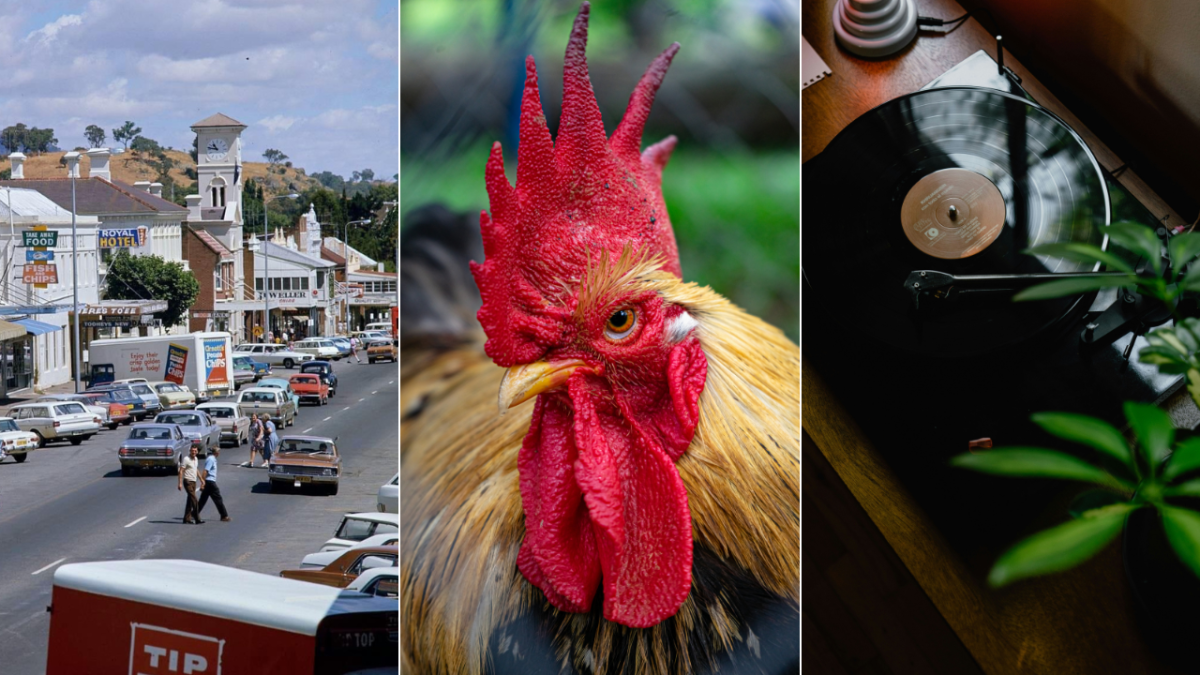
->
[803,86,1110,357]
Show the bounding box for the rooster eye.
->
[604,308,637,340]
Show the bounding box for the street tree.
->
[1,124,29,153]
[359,168,374,182]
[112,121,142,150]
[27,128,57,155]
[263,148,287,168]
[104,250,200,328]
[85,125,106,148]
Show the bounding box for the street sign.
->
[83,320,135,329]
[22,230,57,248]
[26,250,55,262]
[22,263,57,285]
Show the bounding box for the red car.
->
[288,374,329,406]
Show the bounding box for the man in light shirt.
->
[178,445,204,525]
[197,446,231,522]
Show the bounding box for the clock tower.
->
[190,112,249,340]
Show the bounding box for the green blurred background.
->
[401,0,799,339]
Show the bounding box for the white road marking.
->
[32,558,66,576]
[323,416,332,422]
[389,380,394,384]
[358,398,365,402]
[371,391,377,395]
[303,427,313,433]
[124,516,147,528]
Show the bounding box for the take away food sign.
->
[130,623,223,674]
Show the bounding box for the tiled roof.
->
[0,177,186,216]
[191,113,246,129]
[320,245,345,265]
[259,241,336,269]
[193,228,234,261]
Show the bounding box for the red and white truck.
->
[87,332,236,402]
[46,559,397,674]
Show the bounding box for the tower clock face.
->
[205,138,229,161]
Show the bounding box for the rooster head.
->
[469,2,706,628]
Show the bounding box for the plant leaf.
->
[1166,326,1199,353]
[1026,242,1134,273]
[1106,222,1164,275]
[1030,412,1133,469]
[1125,401,1176,474]
[1013,277,1135,302]
[1189,370,1200,414]
[1161,506,1200,581]
[1183,264,1200,292]
[1165,437,1200,482]
[1139,345,1189,367]
[988,504,1136,587]
[1165,479,1200,498]
[1169,233,1200,280]
[1068,489,1128,518]
[951,448,1124,488]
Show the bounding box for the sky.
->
[0,0,398,180]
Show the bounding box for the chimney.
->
[87,148,111,181]
[133,180,151,193]
[377,262,385,272]
[150,182,163,197]
[9,152,25,179]
[185,194,202,222]
[64,151,81,178]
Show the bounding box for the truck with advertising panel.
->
[47,559,398,674]
[87,332,235,403]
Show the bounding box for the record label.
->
[900,168,1005,259]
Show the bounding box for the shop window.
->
[283,278,291,291]
[301,277,309,290]
[255,278,263,291]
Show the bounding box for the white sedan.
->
[345,567,398,597]
[377,473,398,513]
[300,533,399,569]
[292,338,343,361]
[0,417,42,463]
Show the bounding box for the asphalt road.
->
[0,358,399,672]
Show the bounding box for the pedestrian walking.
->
[262,414,277,463]
[350,336,362,363]
[178,446,204,525]
[197,446,231,522]
[248,413,264,467]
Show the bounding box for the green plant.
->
[951,402,1200,587]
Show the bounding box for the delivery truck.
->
[87,332,235,402]
[47,559,398,674]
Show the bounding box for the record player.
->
[802,22,1199,670]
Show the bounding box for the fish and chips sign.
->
[22,226,57,288]
[98,227,148,249]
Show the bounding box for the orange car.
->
[279,545,396,588]
[288,373,329,406]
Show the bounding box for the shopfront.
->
[0,320,34,396]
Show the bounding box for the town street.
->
[0,359,398,671]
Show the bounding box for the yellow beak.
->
[497,360,588,413]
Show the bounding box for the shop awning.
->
[0,320,25,341]
[12,319,62,336]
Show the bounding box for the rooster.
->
[400,4,799,673]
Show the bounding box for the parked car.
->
[195,402,250,447]
[90,382,161,419]
[257,377,301,410]
[377,473,397,513]
[268,435,340,494]
[81,388,143,425]
[279,546,397,588]
[299,533,399,569]
[117,423,192,475]
[232,361,257,390]
[233,343,314,369]
[291,338,342,361]
[320,512,399,552]
[327,336,352,359]
[288,374,329,406]
[9,401,101,447]
[299,361,337,396]
[366,340,397,364]
[344,567,399,597]
[353,330,391,347]
[149,381,195,410]
[154,411,221,455]
[37,394,114,430]
[0,417,42,463]
[236,387,297,427]
[233,355,271,380]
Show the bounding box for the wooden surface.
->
[802,4,1187,673]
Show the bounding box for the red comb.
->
[470,2,682,367]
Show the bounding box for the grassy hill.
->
[3,149,320,195]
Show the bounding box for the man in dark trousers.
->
[178,445,204,525]
[198,446,231,522]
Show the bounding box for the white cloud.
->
[24,14,82,47]
[257,115,296,132]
